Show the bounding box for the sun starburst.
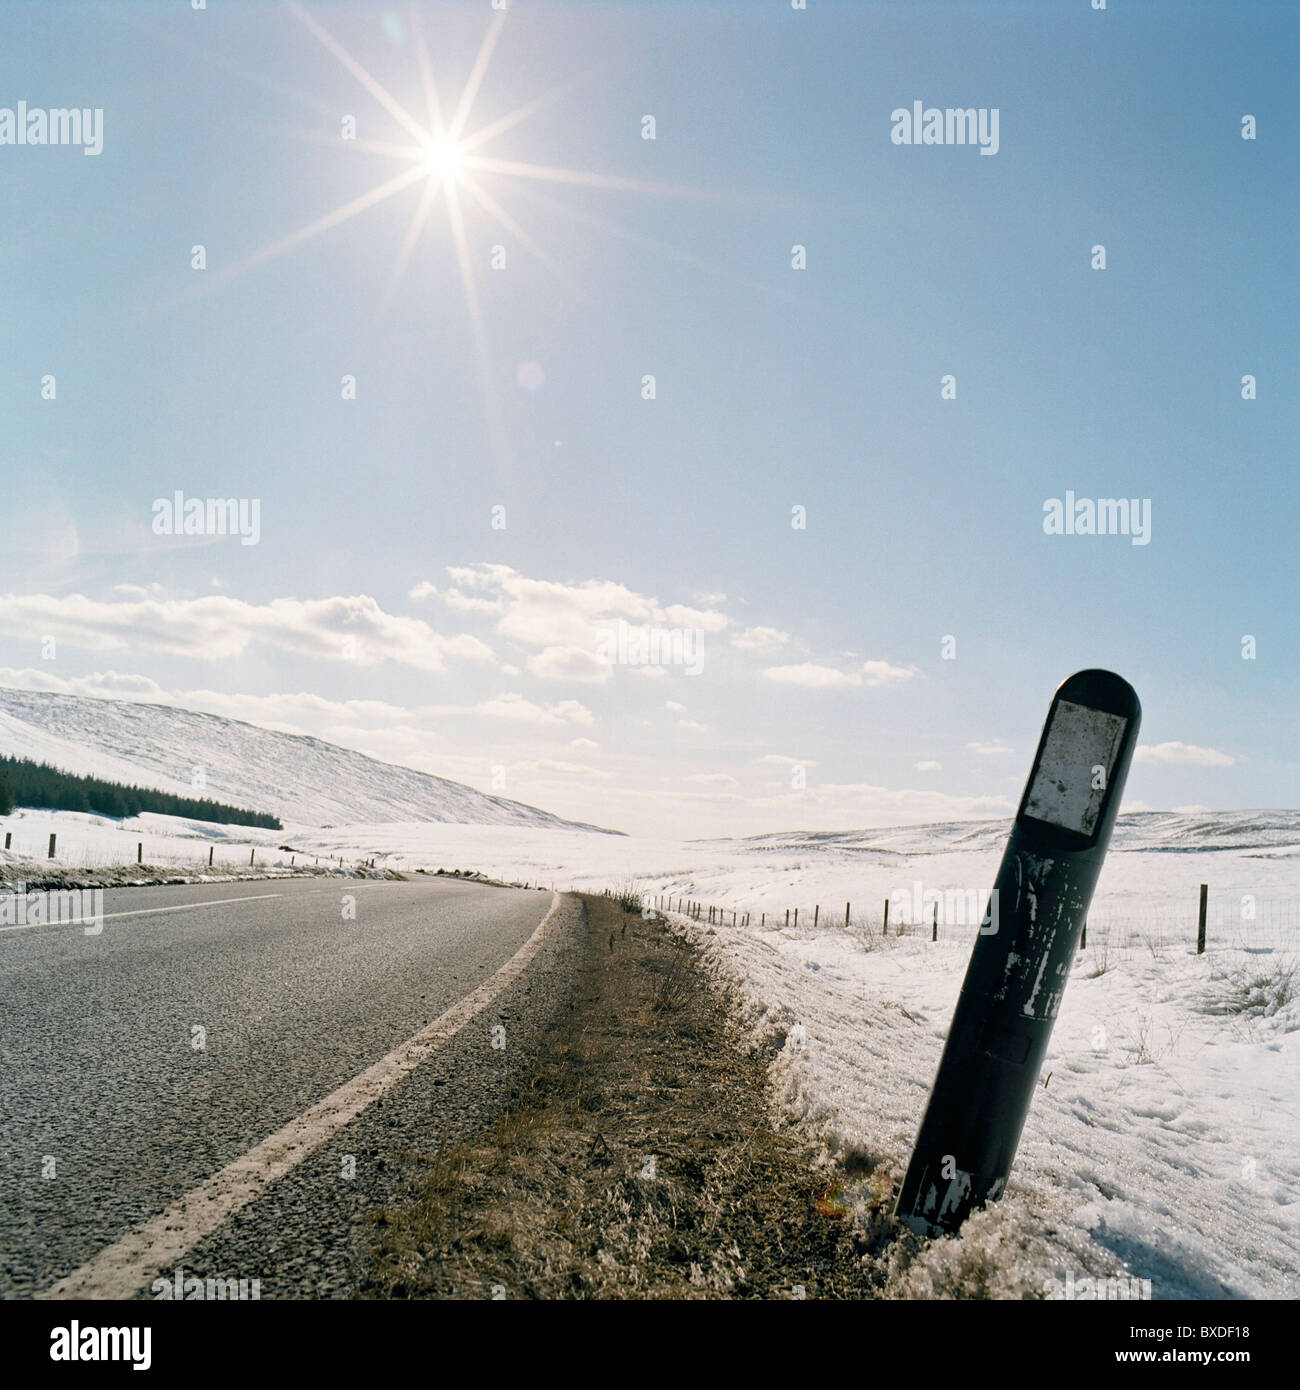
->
[175,1,777,463]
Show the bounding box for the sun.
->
[422,136,463,182]
[195,1,743,464]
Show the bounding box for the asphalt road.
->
[0,875,582,1298]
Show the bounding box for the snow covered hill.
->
[0,687,619,833]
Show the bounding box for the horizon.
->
[0,679,1296,842]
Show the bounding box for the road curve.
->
[0,876,575,1298]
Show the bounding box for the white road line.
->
[102,893,284,922]
[0,892,284,934]
[39,891,566,1300]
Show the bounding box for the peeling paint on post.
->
[895,670,1140,1237]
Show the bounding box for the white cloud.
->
[526,645,612,685]
[0,668,592,734]
[665,700,687,713]
[686,772,738,786]
[915,760,942,772]
[510,758,612,780]
[731,626,790,651]
[408,580,438,600]
[1135,742,1237,768]
[0,666,169,701]
[0,592,495,674]
[862,659,918,687]
[759,753,817,767]
[676,718,709,732]
[444,564,729,656]
[761,663,861,689]
[442,588,505,616]
[473,693,595,726]
[967,740,1014,756]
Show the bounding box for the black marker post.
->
[895,669,1140,1237]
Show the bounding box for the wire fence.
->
[639,889,1300,958]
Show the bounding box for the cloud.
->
[758,753,817,767]
[686,772,738,785]
[967,740,1014,756]
[0,592,495,674]
[915,760,942,772]
[675,718,708,732]
[665,700,687,713]
[0,668,592,734]
[473,693,595,726]
[510,758,612,780]
[443,564,729,656]
[442,588,505,616]
[0,666,169,701]
[408,580,438,600]
[731,626,790,651]
[1135,742,1237,768]
[862,659,918,687]
[526,645,612,685]
[761,663,862,689]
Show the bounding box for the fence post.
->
[883,898,890,935]
[761,913,765,927]
[209,846,214,866]
[48,833,56,859]
[785,909,789,927]
[932,902,938,941]
[813,904,819,928]
[1197,884,1208,955]
[137,842,143,864]
[1080,920,1086,950]
[794,908,799,928]
[845,902,851,928]
[3,832,10,850]
[250,848,255,866]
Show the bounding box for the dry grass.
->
[358,894,890,1299]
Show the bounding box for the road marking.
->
[101,893,284,922]
[39,892,566,1300]
[0,892,284,934]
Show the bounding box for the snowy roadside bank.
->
[665,904,1298,1300]
[0,858,404,891]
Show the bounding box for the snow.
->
[1,682,1295,1298]
[0,687,616,833]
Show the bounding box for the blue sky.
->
[0,0,1295,836]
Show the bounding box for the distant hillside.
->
[720,810,1300,857]
[0,688,620,834]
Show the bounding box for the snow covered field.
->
[3,804,1296,1298]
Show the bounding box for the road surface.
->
[0,875,580,1298]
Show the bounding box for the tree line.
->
[0,755,281,829]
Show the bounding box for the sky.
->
[0,0,1295,837]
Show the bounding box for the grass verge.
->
[359,893,888,1299]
